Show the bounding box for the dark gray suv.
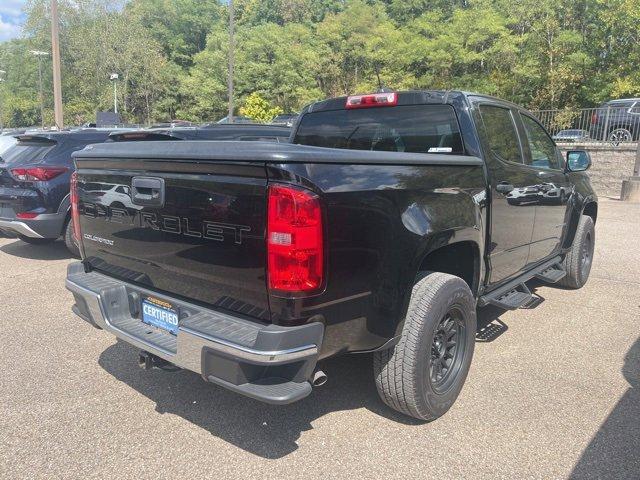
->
[0,129,114,254]
[590,98,640,144]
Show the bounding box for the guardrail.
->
[530,106,640,146]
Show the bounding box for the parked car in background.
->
[589,98,640,145]
[109,124,291,142]
[271,113,299,126]
[67,90,597,421]
[149,120,196,129]
[0,129,115,255]
[552,129,590,143]
[215,115,254,124]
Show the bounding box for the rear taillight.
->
[11,166,67,181]
[16,212,39,219]
[70,171,81,242]
[346,92,397,109]
[267,184,324,294]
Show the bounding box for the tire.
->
[374,272,476,421]
[17,235,55,245]
[608,127,632,146]
[559,215,595,289]
[64,218,81,258]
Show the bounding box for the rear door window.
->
[477,105,523,164]
[294,104,464,154]
[520,114,561,170]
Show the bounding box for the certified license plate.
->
[142,297,179,335]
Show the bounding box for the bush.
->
[239,92,283,123]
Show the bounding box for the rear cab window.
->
[293,104,464,154]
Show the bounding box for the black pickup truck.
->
[66,91,597,421]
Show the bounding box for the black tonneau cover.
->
[73,141,482,166]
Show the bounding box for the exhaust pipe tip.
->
[311,369,328,387]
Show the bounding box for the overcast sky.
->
[0,0,26,42]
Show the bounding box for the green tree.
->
[177,26,229,122]
[236,22,323,111]
[127,0,223,68]
[2,0,640,128]
[239,92,283,122]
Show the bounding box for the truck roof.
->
[305,90,525,113]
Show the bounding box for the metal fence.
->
[530,105,640,146]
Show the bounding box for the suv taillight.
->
[267,184,324,294]
[70,171,82,242]
[11,166,67,181]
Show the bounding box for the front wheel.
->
[17,235,55,245]
[560,215,595,289]
[374,272,476,421]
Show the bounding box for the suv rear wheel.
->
[64,218,80,258]
[374,272,476,421]
[608,127,633,146]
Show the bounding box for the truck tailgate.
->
[75,159,270,321]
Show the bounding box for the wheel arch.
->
[392,234,482,340]
[583,201,598,223]
[416,240,481,295]
[563,199,598,249]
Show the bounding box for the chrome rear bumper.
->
[65,262,323,404]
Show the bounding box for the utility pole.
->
[51,0,64,129]
[227,0,235,123]
[0,70,5,131]
[30,50,48,129]
[110,73,119,113]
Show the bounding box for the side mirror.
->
[566,150,591,172]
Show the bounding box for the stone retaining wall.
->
[557,143,638,198]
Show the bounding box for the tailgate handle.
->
[131,177,165,207]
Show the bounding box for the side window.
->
[477,105,523,164]
[520,114,561,170]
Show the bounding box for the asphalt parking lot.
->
[1,198,638,480]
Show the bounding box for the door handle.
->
[496,182,514,194]
[131,176,165,207]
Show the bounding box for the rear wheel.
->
[17,235,55,245]
[374,272,476,421]
[560,215,595,289]
[64,218,80,258]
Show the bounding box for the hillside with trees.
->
[0,0,638,126]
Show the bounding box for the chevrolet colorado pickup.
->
[66,91,597,421]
